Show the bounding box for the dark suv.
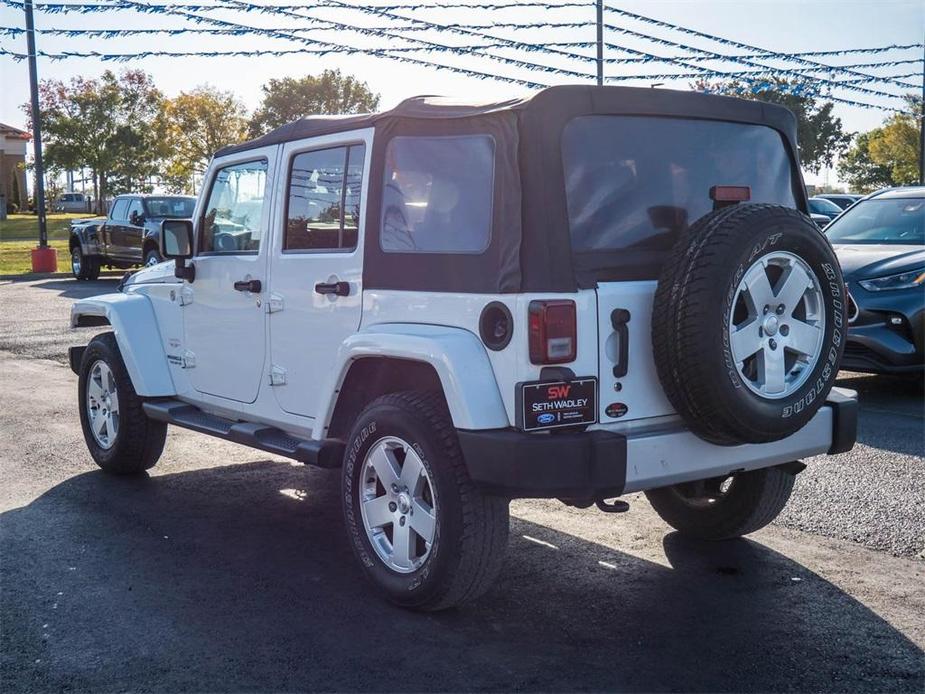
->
[69,194,196,280]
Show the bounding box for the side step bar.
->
[142,399,345,468]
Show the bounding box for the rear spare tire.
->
[652,204,845,446]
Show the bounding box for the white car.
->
[53,192,91,213]
[70,86,857,610]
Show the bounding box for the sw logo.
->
[547,385,571,399]
[537,413,557,425]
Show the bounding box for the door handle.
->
[314,281,350,297]
[233,279,262,293]
[610,308,631,378]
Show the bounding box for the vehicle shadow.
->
[836,370,924,458]
[1,462,921,692]
[26,277,121,299]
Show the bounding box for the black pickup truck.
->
[68,194,196,280]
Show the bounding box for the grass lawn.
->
[0,213,91,275]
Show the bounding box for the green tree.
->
[868,112,921,186]
[162,86,249,194]
[694,77,852,174]
[837,130,895,192]
[25,70,165,213]
[248,69,379,137]
[837,96,922,191]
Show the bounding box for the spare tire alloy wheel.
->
[360,436,437,573]
[729,251,825,399]
[652,204,845,446]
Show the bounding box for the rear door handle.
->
[611,308,631,378]
[233,279,262,293]
[314,281,350,297]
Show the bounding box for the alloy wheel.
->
[360,436,437,573]
[728,251,826,399]
[86,360,119,449]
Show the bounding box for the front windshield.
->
[825,198,925,245]
[144,197,195,218]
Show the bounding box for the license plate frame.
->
[517,377,598,432]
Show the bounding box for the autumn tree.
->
[248,69,380,137]
[162,85,249,194]
[25,70,165,212]
[838,96,922,191]
[693,77,852,174]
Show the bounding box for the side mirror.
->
[160,219,195,282]
[129,210,144,226]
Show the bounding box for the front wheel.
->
[342,391,509,611]
[78,332,166,474]
[645,466,796,540]
[144,248,162,267]
[71,246,100,281]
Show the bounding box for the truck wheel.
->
[342,391,509,611]
[144,248,162,267]
[71,246,100,281]
[652,204,845,446]
[78,332,166,475]
[645,466,796,540]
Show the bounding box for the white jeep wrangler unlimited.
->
[71,86,857,610]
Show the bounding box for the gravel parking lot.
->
[1,275,923,692]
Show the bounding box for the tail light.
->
[528,300,576,364]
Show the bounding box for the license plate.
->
[519,378,597,431]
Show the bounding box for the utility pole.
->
[24,0,56,271]
[596,0,603,86]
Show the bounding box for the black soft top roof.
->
[216,84,798,158]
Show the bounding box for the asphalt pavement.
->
[1,275,923,692]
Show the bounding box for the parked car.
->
[810,212,832,228]
[825,187,924,375]
[808,196,844,226]
[68,194,196,280]
[816,193,862,211]
[69,85,857,610]
[53,192,91,213]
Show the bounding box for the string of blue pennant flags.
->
[0,0,916,112]
[602,4,919,94]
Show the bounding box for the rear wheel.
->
[645,466,796,540]
[78,332,166,474]
[342,391,509,610]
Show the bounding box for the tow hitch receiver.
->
[596,498,630,513]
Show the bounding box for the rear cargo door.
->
[595,281,675,424]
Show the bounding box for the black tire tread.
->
[645,466,796,540]
[347,391,509,611]
[652,204,840,445]
[79,332,166,474]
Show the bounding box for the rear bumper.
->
[458,389,857,499]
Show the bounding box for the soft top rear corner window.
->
[380,134,495,254]
[562,115,797,281]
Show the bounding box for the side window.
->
[200,159,268,255]
[284,143,366,252]
[380,135,495,254]
[109,198,128,221]
[126,198,144,225]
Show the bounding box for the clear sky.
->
[0,0,922,187]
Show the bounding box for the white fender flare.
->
[318,323,510,433]
[71,293,176,397]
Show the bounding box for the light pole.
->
[24,0,56,272]
[596,0,603,86]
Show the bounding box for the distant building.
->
[0,123,30,212]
